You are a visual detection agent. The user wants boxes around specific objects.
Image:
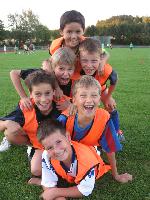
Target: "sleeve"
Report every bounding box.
[0,105,25,127]
[108,70,118,85]
[99,119,122,153]
[41,150,58,188]
[57,114,67,127]
[20,68,39,80]
[77,168,95,196]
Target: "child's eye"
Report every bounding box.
[35,93,41,97]
[59,67,65,71]
[56,140,61,144]
[47,146,53,151]
[92,94,98,97]
[81,59,88,63]
[45,91,51,95]
[68,68,74,72]
[67,30,72,34]
[80,95,86,98]
[92,60,98,63]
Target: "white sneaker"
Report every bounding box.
[27,146,35,161]
[0,137,11,152]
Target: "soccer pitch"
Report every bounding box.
[0,48,149,200]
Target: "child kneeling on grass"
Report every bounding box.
[29,119,110,200]
[0,71,61,176]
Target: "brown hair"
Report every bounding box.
[25,70,56,92]
[60,10,85,30]
[79,38,102,55]
[37,119,66,142]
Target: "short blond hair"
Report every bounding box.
[51,47,76,70]
[72,75,101,96]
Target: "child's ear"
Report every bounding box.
[72,97,76,105]
[59,30,64,36]
[30,92,33,98]
[66,131,71,142]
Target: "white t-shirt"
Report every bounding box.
[41,150,96,196]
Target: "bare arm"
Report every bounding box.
[10,70,32,110]
[40,186,83,200]
[107,152,132,183]
[10,69,27,99]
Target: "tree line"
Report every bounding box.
[0,10,150,46]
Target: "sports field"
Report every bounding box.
[0,48,149,200]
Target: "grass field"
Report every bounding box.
[0,49,150,200]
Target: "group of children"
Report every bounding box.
[0,10,132,199]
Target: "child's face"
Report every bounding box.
[73,86,101,118]
[80,51,101,75]
[42,131,72,162]
[54,64,75,85]
[60,22,84,49]
[31,83,54,115]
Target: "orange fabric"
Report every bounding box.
[63,108,110,146]
[54,95,71,103]
[50,36,86,55]
[50,37,64,55]
[51,141,110,184]
[71,63,112,92]
[22,99,43,149]
[95,63,112,92]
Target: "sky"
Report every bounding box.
[0,0,149,30]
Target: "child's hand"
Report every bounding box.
[68,104,77,116]
[20,97,33,111]
[56,99,71,111]
[54,88,64,101]
[98,62,105,75]
[40,188,57,200]
[28,177,41,186]
[98,54,107,75]
[104,96,116,112]
[114,173,133,183]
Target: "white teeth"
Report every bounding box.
[84,105,94,109]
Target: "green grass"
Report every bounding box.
[0,49,150,200]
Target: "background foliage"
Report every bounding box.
[0,10,150,46]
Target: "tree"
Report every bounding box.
[0,20,5,41]
[7,9,40,41]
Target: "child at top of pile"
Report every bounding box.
[49,10,85,56]
[0,71,61,176]
[72,38,124,140]
[58,75,132,183]
[28,119,110,199]
[50,10,107,77]
[10,47,76,112]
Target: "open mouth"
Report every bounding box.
[39,103,50,110]
[60,78,69,85]
[84,105,94,111]
[70,40,79,46]
[85,69,95,75]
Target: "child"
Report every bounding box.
[0,59,53,152]
[72,38,124,140]
[10,59,52,111]
[58,75,132,183]
[10,47,76,112]
[0,71,61,176]
[49,10,85,55]
[29,119,110,199]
